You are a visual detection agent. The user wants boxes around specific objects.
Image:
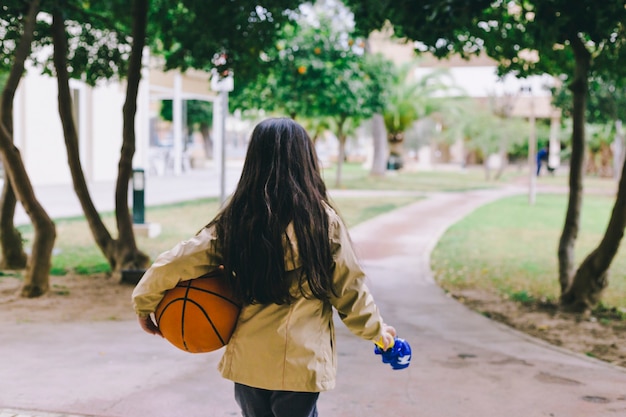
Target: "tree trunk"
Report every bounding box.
[51,11,116,263]
[51,2,150,276]
[613,120,624,181]
[585,148,597,175]
[335,116,347,188]
[560,129,626,313]
[0,127,56,297]
[0,0,56,298]
[113,0,151,272]
[494,137,509,181]
[200,123,212,159]
[387,132,405,169]
[0,0,35,270]
[0,184,26,269]
[370,114,387,176]
[557,35,589,297]
[599,143,612,178]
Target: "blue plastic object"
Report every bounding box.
[374,337,412,370]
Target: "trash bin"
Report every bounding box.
[387,154,403,170]
[132,168,145,224]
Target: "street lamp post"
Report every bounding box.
[211,74,234,205]
[521,85,536,205]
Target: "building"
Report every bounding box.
[12,55,217,186]
[367,28,562,170]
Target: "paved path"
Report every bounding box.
[1,173,626,416]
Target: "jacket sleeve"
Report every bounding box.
[327,210,385,343]
[132,226,223,317]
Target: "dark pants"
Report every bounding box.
[234,383,320,417]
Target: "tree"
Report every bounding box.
[161,100,214,158]
[349,0,626,313]
[382,62,452,168]
[48,0,151,275]
[346,5,395,177]
[0,2,30,271]
[470,2,626,312]
[0,0,56,296]
[5,0,309,295]
[552,76,626,176]
[442,99,527,179]
[360,51,393,176]
[0,0,151,294]
[150,0,304,84]
[231,0,387,187]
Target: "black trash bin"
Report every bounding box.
[387,154,403,170]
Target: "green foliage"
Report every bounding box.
[3,1,305,86]
[230,0,389,124]
[552,76,626,124]
[160,100,213,132]
[346,0,493,59]
[587,124,615,153]
[34,1,134,85]
[360,52,394,113]
[436,98,529,158]
[509,290,535,304]
[0,1,32,72]
[382,63,453,141]
[347,1,626,81]
[552,77,626,145]
[149,0,303,82]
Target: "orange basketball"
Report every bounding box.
[155,271,240,353]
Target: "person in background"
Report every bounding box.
[537,146,549,176]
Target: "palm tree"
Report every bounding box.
[383,62,453,168]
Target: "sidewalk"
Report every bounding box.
[2,175,626,417]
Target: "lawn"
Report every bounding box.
[323,162,512,192]
[431,192,626,308]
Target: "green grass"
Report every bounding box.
[323,162,512,192]
[431,193,626,307]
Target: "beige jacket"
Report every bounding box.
[132,206,386,392]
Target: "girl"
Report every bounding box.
[133,117,396,417]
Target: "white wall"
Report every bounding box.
[414,66,554,98]
[17,71,71,185]
[13,70,150,186]
[90,84,125,182]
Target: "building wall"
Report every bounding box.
[90,84,126,183]
[13,68,150,186]
[16,70,72,185]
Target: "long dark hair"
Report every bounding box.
[211,118,335,305]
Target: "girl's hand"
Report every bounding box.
[378,324,397,350]
[138,315,163,337]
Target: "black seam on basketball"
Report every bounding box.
[183,286,241,308]
[185,299,227,346]
[181,281,192,351]
[156,297,188,323]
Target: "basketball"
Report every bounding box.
[155,271,240,353]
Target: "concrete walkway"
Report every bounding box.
[1,171,626,417]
